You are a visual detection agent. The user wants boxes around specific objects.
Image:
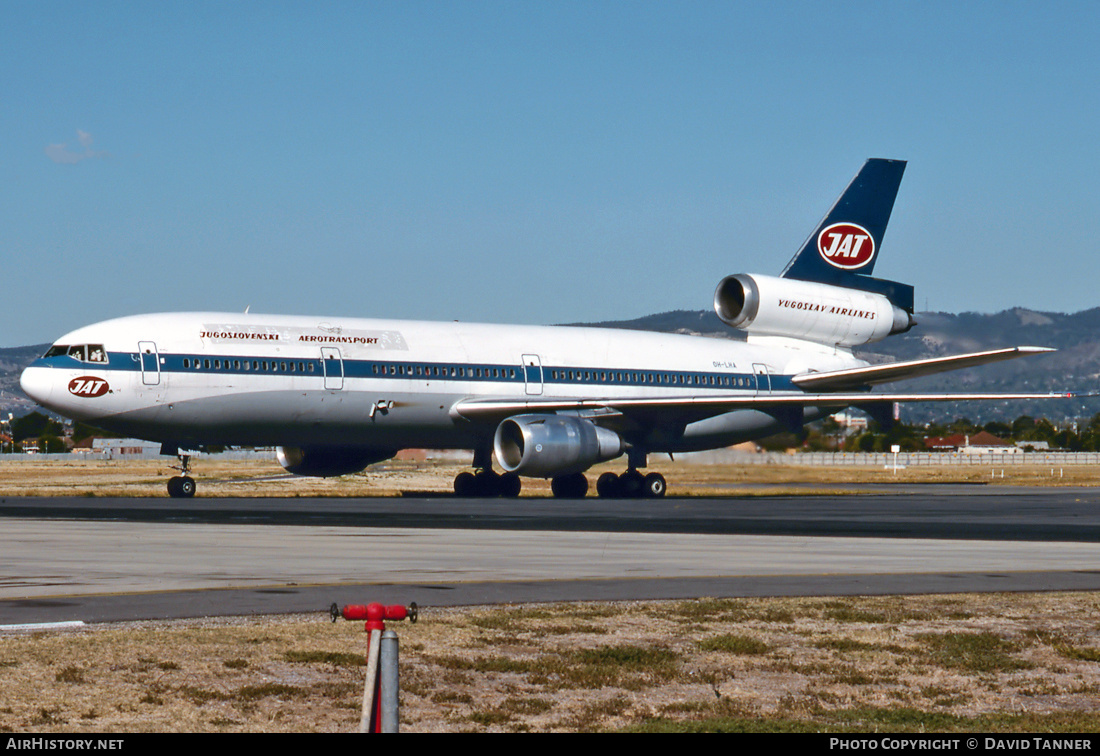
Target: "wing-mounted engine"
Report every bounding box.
[276,446,396,477]
[714,273,914,347]
[494,415,624,478]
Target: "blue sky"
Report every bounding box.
[3,1,1099,346]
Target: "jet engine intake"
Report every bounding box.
[494,415,623,478]
[714,273,912,347]
[276,446,396,477]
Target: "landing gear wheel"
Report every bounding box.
[618,470,645,499]
[167,476,196,498]
[551,473,588,499]
[643,472,666,498]
[454,471,476,497]
[596,472,621,499]
[473,470,501,497]
[499,472,522,498]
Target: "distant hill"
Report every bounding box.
[0,344,47,417]
[4,308,1097,424]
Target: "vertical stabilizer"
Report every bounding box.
[780,158,906,286]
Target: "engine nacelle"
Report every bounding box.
[714,273,913,347]
[276,446,395,477]
[494,415,624,478]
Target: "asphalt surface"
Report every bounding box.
[2,486,1099,625]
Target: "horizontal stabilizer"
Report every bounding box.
[791,347,1055,392]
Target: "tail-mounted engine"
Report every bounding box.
[494,415,624,478]
[714,273,913,347]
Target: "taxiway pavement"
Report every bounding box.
[1,488,1098,625]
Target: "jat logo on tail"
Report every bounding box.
[817,222,875,269]
[68,376,110,398]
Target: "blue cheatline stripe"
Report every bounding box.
[34,351,799,392]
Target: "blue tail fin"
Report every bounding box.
[780,158,913,312]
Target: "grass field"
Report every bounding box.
[1,454,1098,498]
[3,594,1100,733]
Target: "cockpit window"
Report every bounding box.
[46,344,108,364]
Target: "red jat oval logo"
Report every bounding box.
[68,376,110,398]
[817,222,875,269]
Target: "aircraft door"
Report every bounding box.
[321,347,343,390]
[752,363,771,395]
[522,354,543,396]
[138,341,160,386]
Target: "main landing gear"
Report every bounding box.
[452,449,667,500]
[167,453,197,498]
[548,469,666,499]
[595,469,666,499]
[454,447,522,498]
[594,449,666,499]
[454,468,522,498]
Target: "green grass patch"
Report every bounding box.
[284,649,364,667]
[55,665,85,683]
[698,634,771,655]
[621,706,1100,733]
[1053,643,1100,662]
[917,631,1031,674]
[234,683,308,702]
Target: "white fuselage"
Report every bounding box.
[20,311,864,455]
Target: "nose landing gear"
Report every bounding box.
[167,453,197,498]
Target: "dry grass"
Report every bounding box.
[2,593,1100,732]
[0,456,1097,498]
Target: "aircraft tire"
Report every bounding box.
[643,472,666,498]
[551,473,588,499]
[179,476,196,498]
[618,470,645,499]
[596,472,621,499]
[168,476,196,499]
[499,472,522,498]
[474,470,501,497]
[454,472,476,497]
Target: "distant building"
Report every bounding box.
[91,438,162,457]
[1015,440,1051,451]
[923,431,1021,454]
[831,411,868,431]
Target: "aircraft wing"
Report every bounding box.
[451,389,1073,426]
[791,347,1054,391]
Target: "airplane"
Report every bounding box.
[20,159,1067,499]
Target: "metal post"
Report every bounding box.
[380,629,399,732]
[359,628,382,733]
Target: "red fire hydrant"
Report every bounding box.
[330,602,418,733]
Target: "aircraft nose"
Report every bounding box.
[20,365,55,406]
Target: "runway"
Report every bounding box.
[2,487,1099,625]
